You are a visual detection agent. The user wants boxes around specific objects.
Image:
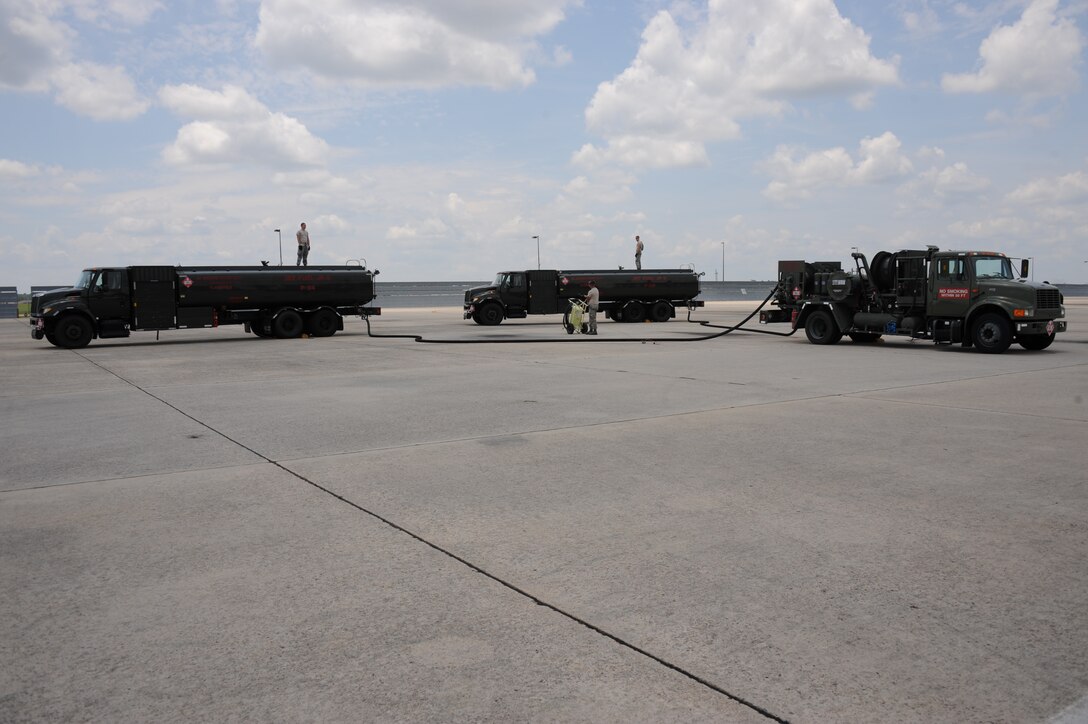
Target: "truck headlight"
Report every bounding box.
[42,306,53,314]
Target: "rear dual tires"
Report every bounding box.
[805,310,842,345]
[272,310,304,339]
[261,308,340,339]
[608,301,673,323]
[306,308,339,337]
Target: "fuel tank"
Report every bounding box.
[555,269,701,302]
[174,266,376,308]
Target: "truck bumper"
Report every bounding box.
[464,304,475,319]
[30,318,44,340]
[1017,320,1066,336]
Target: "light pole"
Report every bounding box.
[532,235,540,270]
[721,242,725,284]
[274,229,282,266]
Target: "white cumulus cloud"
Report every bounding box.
[941,0,1084,97]
[1007,170,1088,204]
[579,0,899,170]
[0,1,150,118]
[255,0,578,89]
[51,61,150,120]
[763,132,912,201]
[0,159,40,179]
[159,84,329,167]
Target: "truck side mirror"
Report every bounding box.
[1020,259,1029,278]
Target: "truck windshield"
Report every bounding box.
[76,270,94,289]
[493,273,506,287]
[973,257,1014,280]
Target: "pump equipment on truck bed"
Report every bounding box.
[759,246,1065,353]
[30,264,381,349]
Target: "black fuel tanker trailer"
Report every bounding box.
[30,264,381,348]
[464,268,704,326]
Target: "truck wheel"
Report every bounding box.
[306,308,339,337]
[273,310,304,338]
[477,302,503,326]
[623,301,646,323]
[972,313,1012,354]
[848,332,881,344]
[1017,332,1054,351]
[54,316,93,349]
[650,301,673,323]
[804,309,842,345]
[45,330,60,347]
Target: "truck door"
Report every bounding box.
[501,272,528,311]
[527,271,559,314]
[87,269,131,321]
[928,256,970,318]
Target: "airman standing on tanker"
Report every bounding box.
[296,222,310,267]
[634,235,644,270]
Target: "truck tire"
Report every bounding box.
[45,330,60,347]
[306,308,339,337]
[273,309,304,338]
[1017,331,1054,351]
[650,301,673,323]
[54,316,93,349]
[622,301,646,323]
[972,313,1012,354]
[477,302,503,326]
[804,309,842,345]
[848,332,881,344]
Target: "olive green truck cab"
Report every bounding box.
[759,247,1066,353]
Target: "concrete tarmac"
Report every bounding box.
[2,301,1086,723]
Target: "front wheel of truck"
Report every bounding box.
[53,316,93,349]
[972,313,1012,354]
[1017,332,1055,350]
[477,302,503,326]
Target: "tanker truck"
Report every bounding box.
[30,264,380,349]
[464,268,704,326]
[759,247,1065,353]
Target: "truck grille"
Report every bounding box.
[1036,289,1061,310]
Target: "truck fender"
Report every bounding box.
[45,306,96,331]
[796,303,849,332]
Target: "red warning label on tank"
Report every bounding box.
[181,276,193,288]
[937,287,968,300]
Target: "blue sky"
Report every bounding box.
[1,0,1086,288]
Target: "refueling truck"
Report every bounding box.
[464,269,704,326]
[30,265,380,349]
[759,247,1065,353]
